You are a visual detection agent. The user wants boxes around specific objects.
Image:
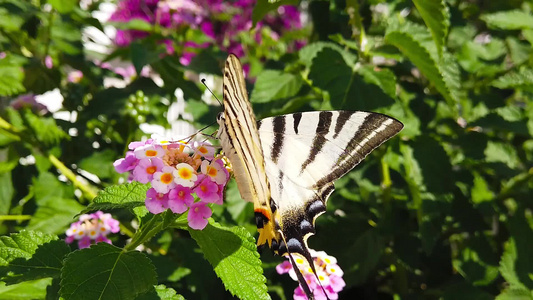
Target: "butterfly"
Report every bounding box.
[216,54,403,299]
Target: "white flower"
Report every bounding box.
[152,166,177,193]
[201,160,226,184]
[173,163,197,187]
[134,144,164,159]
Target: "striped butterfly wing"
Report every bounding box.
[217,54,280,248]
[257,111,403,258]
[217,54,404,299]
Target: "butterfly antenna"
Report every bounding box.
[201,78,223,107]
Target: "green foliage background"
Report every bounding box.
[1,0,533,299]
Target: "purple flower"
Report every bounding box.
[133,158,164,183]
[168,185,194,213]
[193,175,220,203]
[65,211,121,249]
[187,202,212,230]
[145,187,170,214]
[114,151,138,173]
[9,94,48,115]
[44,55,53,69]
[276,249,346,300]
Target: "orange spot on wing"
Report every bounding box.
[254,208,271,221]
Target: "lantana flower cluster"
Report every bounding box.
[65,211,120,249]
[277,250,346,300]
[114,138,229,230]
[109,0,304,65]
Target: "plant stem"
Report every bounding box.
[48,154,98,200]
[0,215,31,221]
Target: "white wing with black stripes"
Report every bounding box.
[257,111,403,257]
[216,54,403,300]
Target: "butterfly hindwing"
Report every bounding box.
[257,111,403,257]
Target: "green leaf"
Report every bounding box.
[25,111,69,147]
[0,171,14,215]
[33,172,65,205]
[151,56,203,98]
[358,66,397,99]
[82,182,150,214]
[131,42,164,76]
[0,8,25,32]
[78,150,117,180]
[344,66,397,111]
[442,282,493,300]
[0,278,52,300]
[135,285,185,300]
[0,230,57,265]
[385,21,461,110]
[452,234,499,286]
[481,10,533,30]
[411,136,453,194]
[502,213,533,290]
[48,0,77,13]
[496,288,533,300]
[492,68,533,91]
[345,228,386,285]
[308,47,354,108]
[250,70,303,103]
[111,19,153,32]
[485,141,520,169]
[0,54,25,96]
[60,243,157,299]
[412,0,450,57]
[471,173,494,204]
[26,198,85,235]
[1,240,70,284]
[500,239,529,290]
[189,220,269,300]
[299,41,357,68]
[252,0,298,26]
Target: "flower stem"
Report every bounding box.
[48,154,98,200]
[0,215,31,221]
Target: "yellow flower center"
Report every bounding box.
[207,166,218,177]
[161,173,173,184]
[146,166,157,174]
[178,168,192,180]
[178,190,184,197]
[145,150,157,157]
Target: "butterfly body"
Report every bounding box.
[217,54,403,299]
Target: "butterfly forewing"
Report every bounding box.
[217,54,280,247]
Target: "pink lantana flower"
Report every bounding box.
[133,158,164,183]
[145,187,170,214]
[114,151,138,173]
[65,211,120,249]
[168,185,194,213]
[193,175,220,203]
[134,144,164,159]
[276,249,345,300]
[115,136,231,230]
[152,166,177,193]
[187,202,212,230]
[193,141,215,159]
[201,159,227,184]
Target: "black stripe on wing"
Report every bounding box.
[314,112,403,188]
[271,116,286,164]
[301,111,333,172]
